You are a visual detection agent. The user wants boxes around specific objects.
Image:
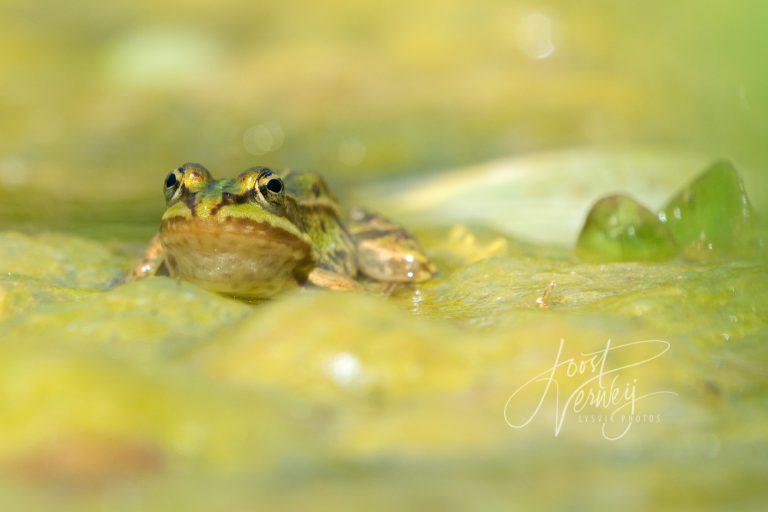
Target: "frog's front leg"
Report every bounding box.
[348,208,436,283]
[128,234,167,281]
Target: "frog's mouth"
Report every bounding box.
[159,216,313,297]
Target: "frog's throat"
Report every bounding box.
[160,216,312,271]
[160,216,310,250]
[159,216,314,297]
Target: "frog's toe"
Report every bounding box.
[306,268,364,292]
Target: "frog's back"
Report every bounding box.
[281,170,358,277]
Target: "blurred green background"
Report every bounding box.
[1,0,766,232]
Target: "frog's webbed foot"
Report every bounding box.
[306,267,364,292]
[348,208,436,283]
[127,234,168,282]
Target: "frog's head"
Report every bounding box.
[159,163,313,298]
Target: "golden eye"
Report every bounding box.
[257,169,284,201]
[184,166,210,191]
[164,166,185,203]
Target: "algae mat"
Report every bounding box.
[0,154,766,511]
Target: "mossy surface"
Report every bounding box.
[0,161,766,509]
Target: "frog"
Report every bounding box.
[129,163,436,298]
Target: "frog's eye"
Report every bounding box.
[257,169,285,205]
[266,178,283,193]
[164,167,185,203]
[165,172,178,188]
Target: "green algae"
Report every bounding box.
[0,162,766,510]
[0,232,124,289]
[0,341,322,478]
[659,160,757,258]
[1,0,767,506]
[575,161,760,263]
[194,291,479,403]
[0,277,251,360]
[576,194,678,262]
[0,274,95,322]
